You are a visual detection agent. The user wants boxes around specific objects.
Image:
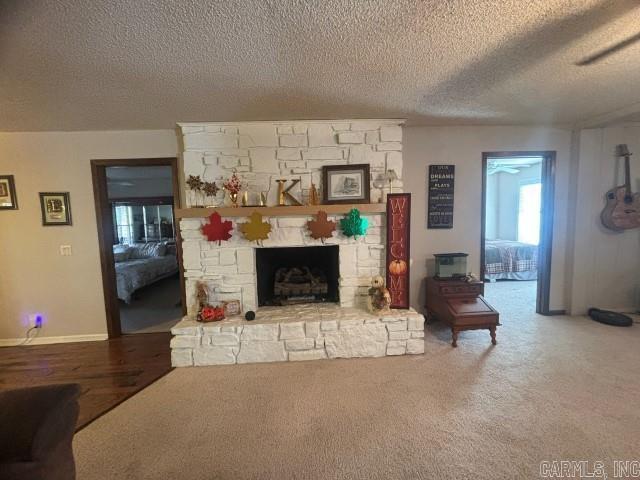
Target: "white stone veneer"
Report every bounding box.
[180,119,404,208]
[178,119,404,313]
[180,214,386,315]
[170,304,425,367]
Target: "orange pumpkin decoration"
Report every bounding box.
[388,259,407,276]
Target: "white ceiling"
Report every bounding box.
[2,0,640,131]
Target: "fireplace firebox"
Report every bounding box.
[256,246,339,306]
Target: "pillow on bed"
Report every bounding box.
[129,242,167,258]
[112,244,132,262]
[152,242,167,257]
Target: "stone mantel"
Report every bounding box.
[176,203,387,218]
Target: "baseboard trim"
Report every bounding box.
[0,334,109,347]
[547,310,566,316]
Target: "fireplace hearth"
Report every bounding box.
[256,246,339,306]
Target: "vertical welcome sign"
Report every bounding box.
[386,193,411,309]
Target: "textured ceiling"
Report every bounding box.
[2,0,640,131]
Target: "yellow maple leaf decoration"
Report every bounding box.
[239,211,271,244]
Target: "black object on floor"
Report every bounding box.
[588,308,633,327]
[245,311,256,321]
[0,383,80,480]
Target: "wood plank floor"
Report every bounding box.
[0,333,172,430]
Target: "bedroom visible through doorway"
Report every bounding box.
[91,158,185,338]
[108,167,180,333]
[481,152,556,315]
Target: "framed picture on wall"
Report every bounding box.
[322,164,370,204]
[427,165,455,229]
[0,175,18,210]
[39,192,72,226]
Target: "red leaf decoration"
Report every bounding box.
[201,212,233,245]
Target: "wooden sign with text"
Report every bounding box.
[427,165,455,229]
[386,193,411,309]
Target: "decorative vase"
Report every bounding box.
[228,191,239,207]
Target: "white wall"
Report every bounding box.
[568,125,640,313]
[403,126,572,312]
[0,130,177,342]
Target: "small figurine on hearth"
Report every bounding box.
[195,281,225,322]
[198,304,225,322]
[367,275,391,313]
[196,281,208,309]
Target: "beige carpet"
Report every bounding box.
[484,279,537,312]
[74,293,640,480]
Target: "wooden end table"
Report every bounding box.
[425,277,499,347]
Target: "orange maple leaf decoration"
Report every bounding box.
[239,211,271,244]
[307,211,336,243]
[201,212,233,245]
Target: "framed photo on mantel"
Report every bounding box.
[322,164,371,204]
[427,165,455,229]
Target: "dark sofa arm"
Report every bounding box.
[32,385,80,460]
[0,384,80,463]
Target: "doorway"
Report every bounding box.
[91,158,186,337]
[480,151,556,315]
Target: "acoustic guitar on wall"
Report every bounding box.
[601,144,640,231]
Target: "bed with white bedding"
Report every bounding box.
[113,242,178,303]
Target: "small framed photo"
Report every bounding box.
[222,300,242,317]
[0,175,18,210]
[39,192,72,226]
[322,164,371,204]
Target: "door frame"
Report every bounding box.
[91,157,185,338]
[480,151,556,315]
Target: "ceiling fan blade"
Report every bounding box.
[488,166,520,175]
[576,31,640,65]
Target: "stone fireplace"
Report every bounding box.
[256,245,339,306]
[170,119,425,367]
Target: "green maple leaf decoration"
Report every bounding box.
[340,208,369,238]
[239,211,272,244]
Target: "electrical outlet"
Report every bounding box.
[59,245,72,256]
[28,314,43,328]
